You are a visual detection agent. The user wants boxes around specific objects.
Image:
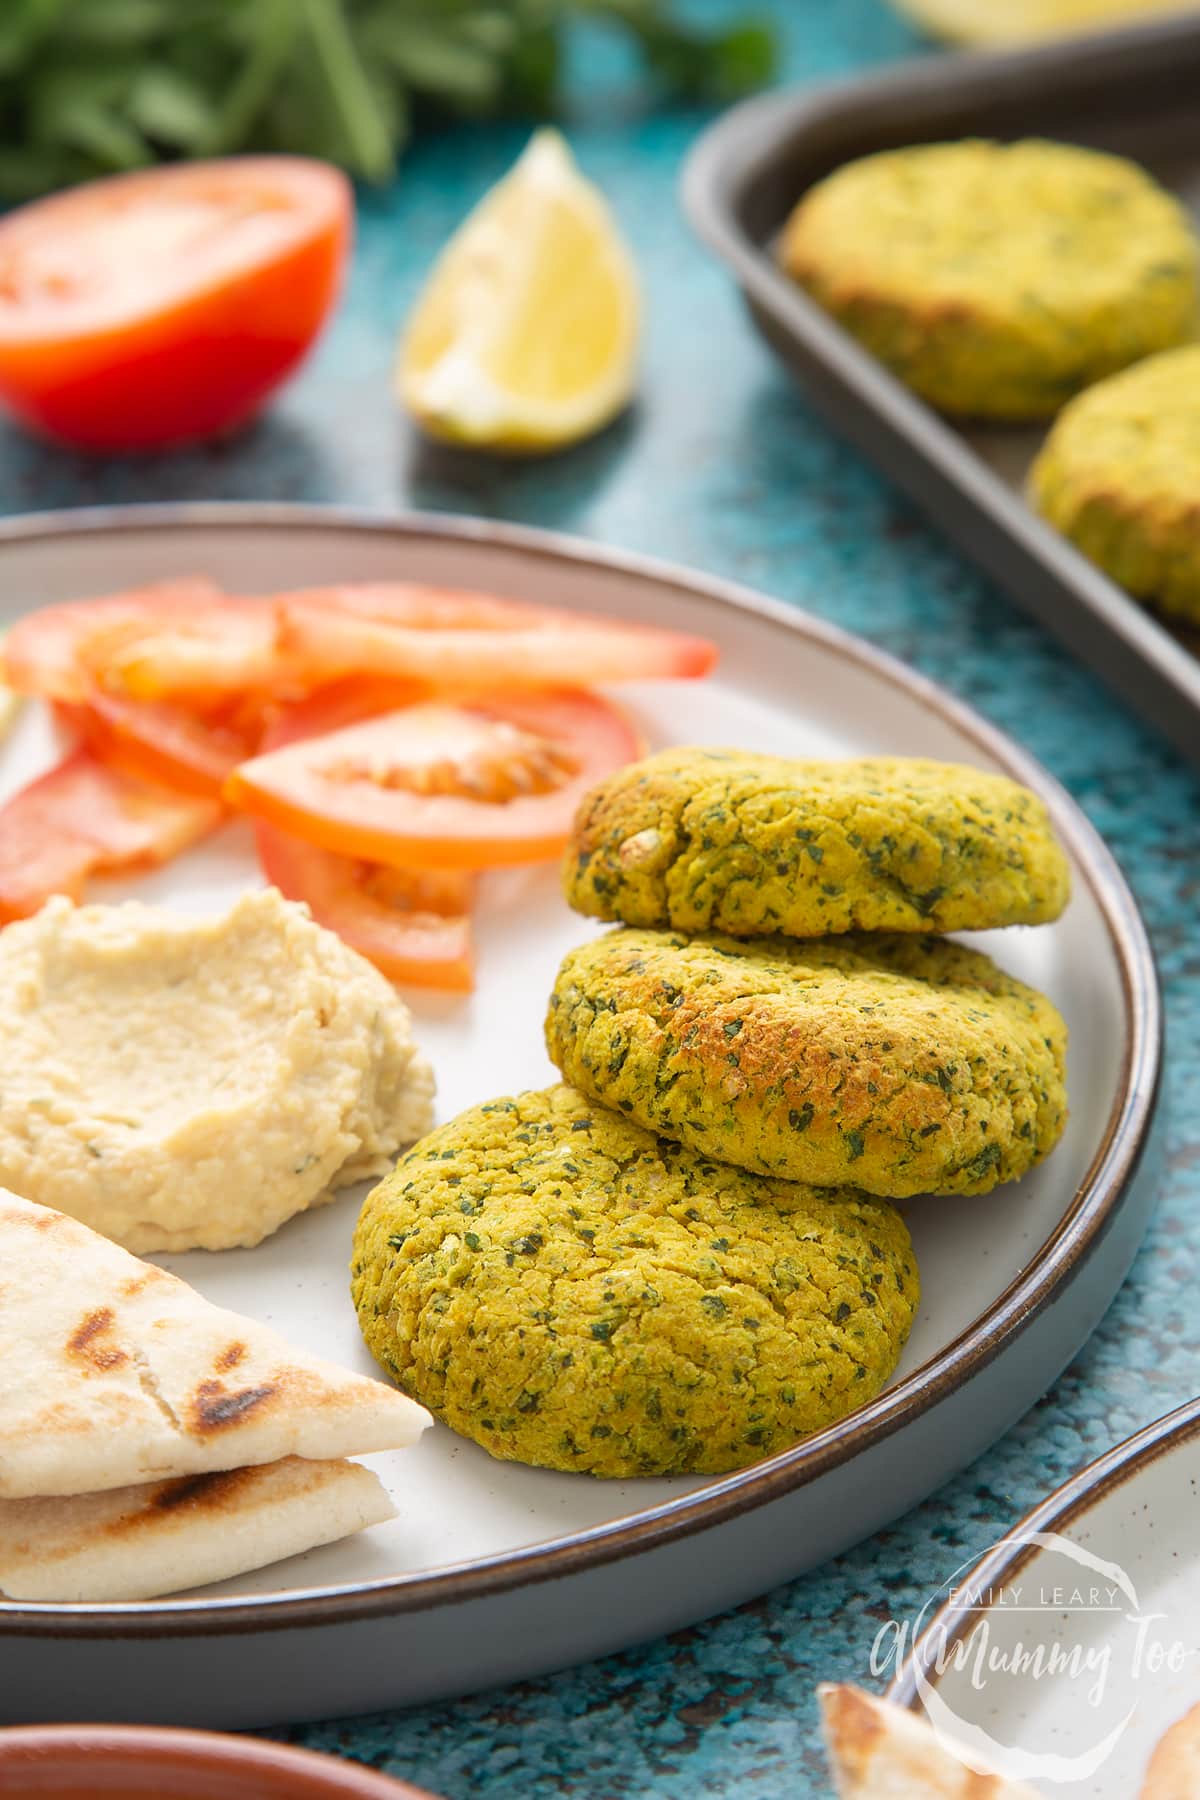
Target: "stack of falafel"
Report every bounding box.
[353,749,1070,1480]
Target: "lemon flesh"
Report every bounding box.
[892,0,1197,41]
[398,130,640,453]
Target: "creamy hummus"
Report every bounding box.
[0,888,434,1252]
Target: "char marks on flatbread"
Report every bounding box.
[0,1456,394,1602]
[819,1684,1043,1798]
[0,1189,430,1498]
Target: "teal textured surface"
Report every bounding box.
[1,1,1196,1792]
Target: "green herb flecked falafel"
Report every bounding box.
[352,1084,918,1478]
[562,749,1070,938]
[546,929,1067,1198]
[1031,345,1200,625]
[780,139,1198,419]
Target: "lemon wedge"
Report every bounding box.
[891,0,1196,43]
[398,130,640,454]
[0,634,22,742]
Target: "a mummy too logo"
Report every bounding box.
[870,1532,1196,1783]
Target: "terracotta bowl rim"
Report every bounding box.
[0,1724,441,1797]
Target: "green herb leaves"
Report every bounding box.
[0,0,775,200]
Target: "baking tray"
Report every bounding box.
[683,14,1200,762]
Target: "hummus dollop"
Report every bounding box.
[0,888,434,1252]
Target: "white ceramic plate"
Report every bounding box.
[0,506,1162,1729]
[889,1396,1200,1796]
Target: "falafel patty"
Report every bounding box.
[779,139,1198,420]
[546,930,1067,1198]
[1030,345,1200,625]
[352,1084,918,1478]
[563,749,1070,938]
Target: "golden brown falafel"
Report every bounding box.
[546,929,1067,1198]
[1031,345,1200,625]
[780,139,1198,419]
[563,749,1070,938]
[352,1084,918,1478]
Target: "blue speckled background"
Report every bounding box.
[3,2,1198,1791]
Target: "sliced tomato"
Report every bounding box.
[0,157,351,451]
[259,675,431,752]
[80,600,290,703]
[56,691,268,798]
[257,824,475,992]
[253,677,474,987]
[4,578,221,701]
[0,748,222,922]
[277,584,718,690]
[226,689,641,870]
[4,580,295,705]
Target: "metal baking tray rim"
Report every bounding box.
[682,15,1200,752]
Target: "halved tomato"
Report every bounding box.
[277,584,718,690]
[57,691,267,798]
[256,824,475,992]
[226,689,641,869]
[0,157,351,451]
[0,748,222,922]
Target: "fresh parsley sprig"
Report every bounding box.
[0,0,776,199]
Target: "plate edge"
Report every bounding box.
[0,501,1163,1641]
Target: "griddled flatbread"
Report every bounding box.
[819,1684,1042,1798]
[1140,1696,1200,1798]
[0,1190,430,1498]
[0,1456,393,1602]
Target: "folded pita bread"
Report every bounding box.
[819,1684,1042,1799]
[1140,1696,1200,1798]
[0,1456,394,1602]
[0,1190,430,1498]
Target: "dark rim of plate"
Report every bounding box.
[887,1392,1200,1713]
[0,503,1162,1640]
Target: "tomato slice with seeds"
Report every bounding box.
[77,598,289,703]
[226,689,641,870]
[258,675,430,751]
[3,578,223,702]
[252,676,474,987]
[0,748,222,922]
[256,824,475,992]
[3,578,294,705]
[277,584,718,690]
[56,691,268,799]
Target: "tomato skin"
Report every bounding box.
[253,679,475,990]
[277,584,719,689]
[4,580,305,709]
[226,690,643,871]
[259,676,430,751]
[3,578,224,702]
[256,824,475,992]
[0,747,222,922]
[0,158,351,451]
[56,692,266,798]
